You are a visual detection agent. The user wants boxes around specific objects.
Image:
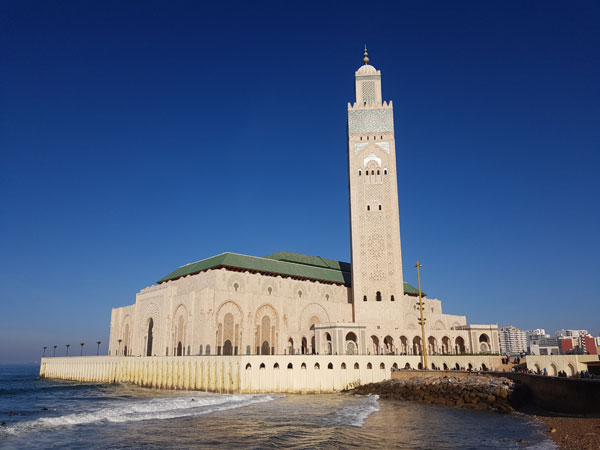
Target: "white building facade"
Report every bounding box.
[108,51,500,366]
[498,325,527,355]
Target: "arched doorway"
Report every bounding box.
[399,336,408,354]
[301,337,308,354]
[346,332,357,355]
[455,336,465,354]
[441,336,451,354]
[261,315,271,355]
[324,333,332,355]
[371,335,380,355]
[479,334,490,353]
[412,336,422,355]
[177,341,182,356]
[288,338,294,355]
[428,336,437,355]
[384,335,394,354]
[223,339,233,356]
[146,318,154,356]
[261,340,270,355]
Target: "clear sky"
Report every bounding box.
[1,1,599,363]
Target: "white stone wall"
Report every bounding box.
[40,354,503,393]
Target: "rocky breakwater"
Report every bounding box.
[353,375,525,413]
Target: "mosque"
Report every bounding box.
[108,50,499,363]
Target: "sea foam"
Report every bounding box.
[2,393,280,435]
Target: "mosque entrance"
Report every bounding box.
[223,340,233,356]
[177,341,182,356]
[146,318,154,356]
[261,341,270,355]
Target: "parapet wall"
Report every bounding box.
[39,355,501,394]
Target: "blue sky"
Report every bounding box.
[1,1,599,363]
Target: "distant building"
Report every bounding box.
[499,326,527,355]
[556,329,589,338]
[526,329,549,353]
[529,336,560,355]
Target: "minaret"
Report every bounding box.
[347,48,404,325]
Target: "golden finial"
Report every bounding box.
[363,45,369,65]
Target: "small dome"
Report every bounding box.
[357,64,377,75]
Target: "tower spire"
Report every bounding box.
[363,45,369,65]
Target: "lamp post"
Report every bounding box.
[117,339,122,356]
[96,341,101,356]
[66,344,70,357]
[43,346,47,357]
[414,260,428,370]
[53,345,57,357]
[80,342,84,356]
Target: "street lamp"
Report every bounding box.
[118,339,122,356]
[96,341,101,356]
[53,345,57,357]
[43,346,47,357]
[414,260,428,370]
[80,342,84,356]
[66,344,70,356]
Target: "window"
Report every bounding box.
[246,345,251,355]
[371,170,374,175]
[367,205,370,211]
[391,295,395,302]
[298,290,303,299]
[199,345,203,355]
[363,295,367,302]
[233,282,239,292]
[206,345,211,355]
[358,169,362,176]
[267,286,272,295]
[376,291,382,302]
[287,363,293,369]
[325,294,330,301]
[377,170,380,175]
[378,205,382,210]
[384,169,388,175]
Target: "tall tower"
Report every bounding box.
[348,48,404,324]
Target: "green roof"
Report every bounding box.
[158,250,422,295]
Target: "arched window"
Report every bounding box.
[287,363,293,369]
[384,169,388,175]
[206,344,211,355]
[314,363,320,369]
[390,295,395,302]
[363,295,367,302]
[354,363,360,369]
[367,205,370,211]
[260,363,266,369]
[246,345,251,355]
[376,291,382,302]
[358,169,362,176]
[301,362,307,369]
[297,290,302,299]
[187,345,190,356]
[380,362,385,369]
[341,363,347,369]
[199,345,203,355]
[328,363,333,369]
[274,363,279,369]
[378,205,382,210]
[367,362,373,369]
[377,170,380,175]
[245,363,252,370]
[371,170,374,175]
[233,282,239,292]
[267,286,273,295]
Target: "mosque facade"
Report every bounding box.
[108,51,499,363]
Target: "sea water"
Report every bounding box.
[0,365,555,449]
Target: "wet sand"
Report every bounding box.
[537,416,600,450]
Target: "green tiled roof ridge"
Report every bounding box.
[157,250,423,295]
[263,251,351,272]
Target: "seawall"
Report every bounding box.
[39,355,501,394]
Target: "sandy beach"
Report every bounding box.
[537,416,600,450]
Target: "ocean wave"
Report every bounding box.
[1,393,281,435]
[327,394,380,427]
